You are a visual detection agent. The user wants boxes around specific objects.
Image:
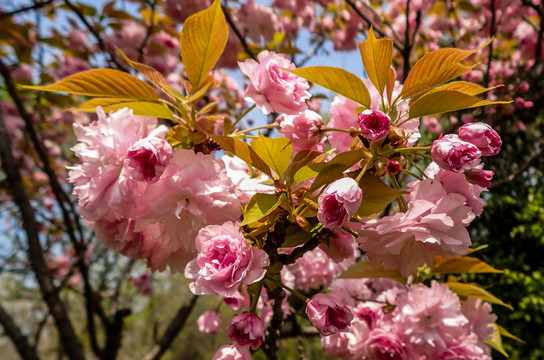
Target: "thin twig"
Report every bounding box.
[490,146,544,190]
[0,300,40,360]
[221,4,257,60]
[138,0,158,63]
[0,0,55,19]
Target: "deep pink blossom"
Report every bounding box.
[307,293,354,336]
[386,160,401,174]
[126,137,172,183]
[432,134,482,173]
[185,221,269,297]
[357,110,391,142]
[464,169,494,188]
[239,51,310,114]
[458,122,502,156]
[226,312,265,350]
[223,290,251,311]
[317,177,362,229]
[197,310,222,334]
[363,328,410,360]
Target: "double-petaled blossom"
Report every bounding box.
[211,345,252,360]
[363,328,411,360]
[197,310,222,335]
[458,122,502,156]
[317,177,363,229]
[185,221,269,297]
[226,312,265,351]
[306,293,354,336]
[279,110,324,152]
[431,134,482,173]
[357,109,392,142]
[239,50,310,115]
[126,136,172,183]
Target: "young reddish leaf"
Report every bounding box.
[75,98,174,120]
[446,282,513,310]
[250,132,292,179]
[285,66,370,108]
[23,69,159,99]
[358,27,393,96]
[180,0,228,90]
[209,134,271,177]
[339,261,403,281]
[432,256,504,274]
[357,174,404,216]
[408,89,510,118]
[401,39,492,99]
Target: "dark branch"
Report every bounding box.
[279,228,333,265]
[0,0,55,19]
[490,146,544,190]
[0,300,40,360]
[222,4,257,61]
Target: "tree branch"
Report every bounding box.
[222,4,257,61]
[0,300,40,360]
[142,295,199,360]
[279,228,333,265]
[0,0,55,19]
[490,146,544,190]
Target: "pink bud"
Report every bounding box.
[197,310,222,335]
[226,312,265,351]
[317,177,363,229]
[431,134,481,173]
[126,137,172,183]
[306,293,353,336]
[465,169,494,188]
[458,122,502,156]
[386,160,401,174]
[357,110,391,142]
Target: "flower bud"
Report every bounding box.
[431,134,481,173]
[458,122,502,156]
[317,177,363,229]
[386,160,401,174]
[306,293,353,336]
[126,137,172,183]
[226,312,265,350]
[465,169,494,188]
[357,109,391,142]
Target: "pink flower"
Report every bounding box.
[126,136,172,183]
[464,169,494,188]
[431,134,481,173]
[319,229,358,263]
[363,329,410,360]
[461,298,497,342]
[317,177,362,229]
[279,110,324,152]
[437,333,491,360]
[357,110,391,142]
[327,95,360,152]
[185,221,270,297]
[226,312,265,350]
[197,310,222,334]
[458,122,502,156]
[223,290,251,311]
[212,345,252,360]
[393,281,470,356]
[358,179,474,276]
[239,51,310,115]
[386,160,401,174]
[306,293,354,336]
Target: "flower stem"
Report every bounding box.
[230,104,256,133]
[265,275,309,303]
[234,123,279,135]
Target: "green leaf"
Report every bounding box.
[22,69,159,99]
[240,193,285,226]
[357,174,404,216]
[339,261,403,280]
[485,324,509,357]
[401,39,492,99]
[250,132,292,179]
[209,134,271,177]
[285,66,370,108]
[283,226,313,248]
[308,149,366,193]
[432,256,504,274]
[358,27,393,95]
[180,0,228,90]
[446,282,513,310]
[408,89,510,118]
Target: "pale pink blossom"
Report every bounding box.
[358,179,474,276]
[357,110,391,142]
[307,293,354,336]
[57,57,91,78]
[185,221,269,297]
[393,281,470,356]
[319,230,358,263]
[223,290,251,311]
[437,333,491,360]
[458,122,502,156]
[226,312,265,350]
[237,0,281,44]
[327,94,360,152]
[278,110,324,152]
[431,134,482,173]
[197,310,222,334]
[462,298,497,342]
[321,321,369,359]
[239,51,310,115]
[318,177,362,229]
[221,155,273,205]
[363,328,411,360]
[211,345,252,360]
